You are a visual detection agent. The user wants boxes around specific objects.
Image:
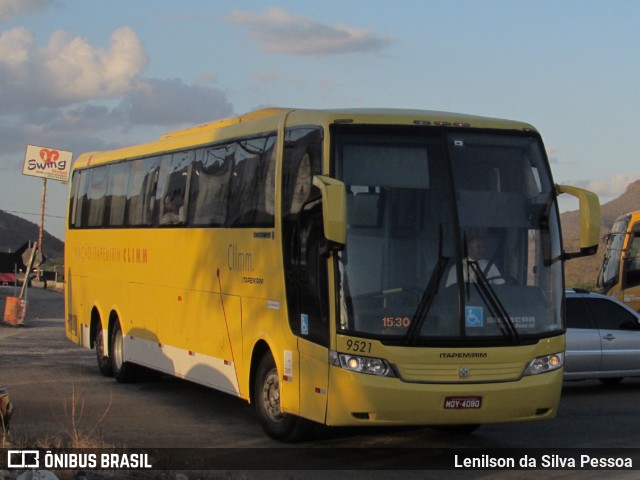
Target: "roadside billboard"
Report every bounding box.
[22,145,72,183]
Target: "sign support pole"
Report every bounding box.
[38,177,47,259]
[37,177,47,282]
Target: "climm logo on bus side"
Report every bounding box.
[227,244,266,285]
[228,244,254,272]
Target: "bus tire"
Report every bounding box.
[110,321,137,383]
[255,352,312,442]
[95,326,113,377]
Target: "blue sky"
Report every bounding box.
[1,0,639,243]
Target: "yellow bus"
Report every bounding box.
[598,211,640,311]
[65,107,600,440]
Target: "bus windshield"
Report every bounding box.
[333,127,563,345]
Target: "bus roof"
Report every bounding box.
[72,107,538,169]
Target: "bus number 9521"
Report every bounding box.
[345,339,372,353]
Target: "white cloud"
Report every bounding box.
[580,173,640,199]
[0,25,234,158]
[227,7,394,55]
[0,26,33,75]
[0,27,148,109]
[0,0,52,22]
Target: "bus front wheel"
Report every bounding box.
[255,353,311,442]
[110,321,137,383]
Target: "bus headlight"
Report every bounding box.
[524,352,564,376]
[331,351,396,377]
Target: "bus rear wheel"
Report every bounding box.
[95,326,113,377]
[110,321,137,383]
[255,352,312,442]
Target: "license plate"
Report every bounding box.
[444,396,482,409]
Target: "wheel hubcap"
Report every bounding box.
[262,368,284,422]
[113,330,123,370]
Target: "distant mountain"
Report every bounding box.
[561,180,640,288]
[0,209,64,264]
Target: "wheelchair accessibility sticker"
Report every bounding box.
[465,306,484,327]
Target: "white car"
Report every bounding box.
[565,289,640,383]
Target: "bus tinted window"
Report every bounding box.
[72,169,92,228]
[105,162,130,227]
[282,128,322,215]
[156,152,191,226]
[189,144,234,227]
[228,136,276,228]
[87,167,108,227]
[126,157,161,227]
[68,170,81,228]
[70,133,277,230]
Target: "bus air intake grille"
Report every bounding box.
[397,362,523,383]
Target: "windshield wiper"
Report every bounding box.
[467,261,520,344]
[404,227,449,345]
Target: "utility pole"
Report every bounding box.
[38,177,47,259]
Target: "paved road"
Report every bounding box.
[0,286,264,449]
[1,285,639,479]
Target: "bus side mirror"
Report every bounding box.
[312,175,346,249]
[556,184,601,260]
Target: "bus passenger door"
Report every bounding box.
[295,216,330,424]
[280,125,329,423]
[280,202,330,423]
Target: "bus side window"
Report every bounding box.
[105,162,131,227]
[624,229,640,288]
[126,159,145,226]
[68,170,83,228]
[86,166,108,228]
[227,135,276,228]
[156,152,192,226]
[189,145,234,227]
[126,157,159,227]
[141,158,162,226]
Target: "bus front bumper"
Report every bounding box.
[325,367,562,426]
